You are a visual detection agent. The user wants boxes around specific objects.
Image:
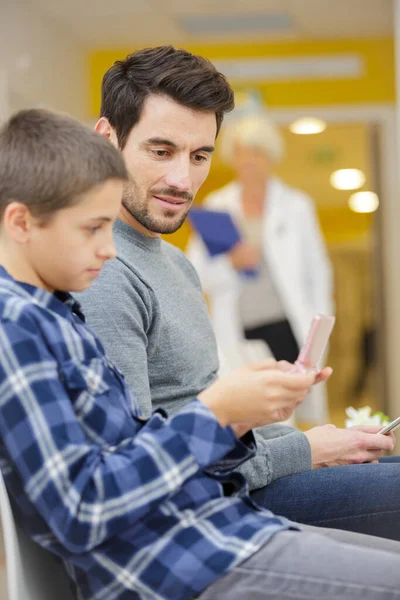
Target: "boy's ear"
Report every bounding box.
[3,202,34,243]
[95,117,119,148]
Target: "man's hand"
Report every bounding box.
[304,424,395,469]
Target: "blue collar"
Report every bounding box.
[0,266,85,322]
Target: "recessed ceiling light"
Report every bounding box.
[289,118,327,135]
[180,13,293,35]
[348,191,379,213]
[330,169,365,190]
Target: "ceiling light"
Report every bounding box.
[289,118,327,135]
[330,169,365,190]
[348,191,379,213]
[180,13,293,35]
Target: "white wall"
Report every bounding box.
[0,0,86,120]
[0,70,8,123]
[0,6,86,593]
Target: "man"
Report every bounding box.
[78,45,400,541]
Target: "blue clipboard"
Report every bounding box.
[189,207,241,256]
[188,207,258,278]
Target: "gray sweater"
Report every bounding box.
[76,219,312,490]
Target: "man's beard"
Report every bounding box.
[122,178,193,235]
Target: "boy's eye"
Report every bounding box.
[152,149,169,157]
[86,225,102,234]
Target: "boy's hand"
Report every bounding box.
[277,360,332,384]
[198,360,315,429]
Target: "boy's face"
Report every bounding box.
[98,94,217,236]
[25,178,123,292]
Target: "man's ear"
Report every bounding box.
[95,117,119,148]
[3,202,34,244]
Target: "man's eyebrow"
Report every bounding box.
[87,217,112,223]
[196,145,215,154]
[143,137,177,148]
[143,138,215,154]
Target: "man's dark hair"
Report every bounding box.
[100,45,235,149]
[0,108,129,222]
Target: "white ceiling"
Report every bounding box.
[26,0,394,47]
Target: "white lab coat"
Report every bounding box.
[187,177,334,423]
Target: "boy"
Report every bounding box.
[0,109,399,600]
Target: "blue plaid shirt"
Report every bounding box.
[0,267,291,600]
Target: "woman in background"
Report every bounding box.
[187,113,334,424]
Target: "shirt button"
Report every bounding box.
[88,378,97,391]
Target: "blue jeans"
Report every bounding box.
[250,456,400,541]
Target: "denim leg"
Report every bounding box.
[198,526,400,600]
[250,457,400,540]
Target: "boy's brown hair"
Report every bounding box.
[0,108,129,222]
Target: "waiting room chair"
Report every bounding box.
[0,469,75,600]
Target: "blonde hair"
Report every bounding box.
[219,113,284,165]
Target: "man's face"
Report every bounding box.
[116,95,217,235]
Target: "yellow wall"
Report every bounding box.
[276,123,374,245]
[89,37,395,116]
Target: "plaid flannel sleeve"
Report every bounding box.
[0,318,239,553]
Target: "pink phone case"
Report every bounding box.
[292,314,335,374]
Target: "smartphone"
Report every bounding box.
[292,314,335,374]
[378,416,400,435]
